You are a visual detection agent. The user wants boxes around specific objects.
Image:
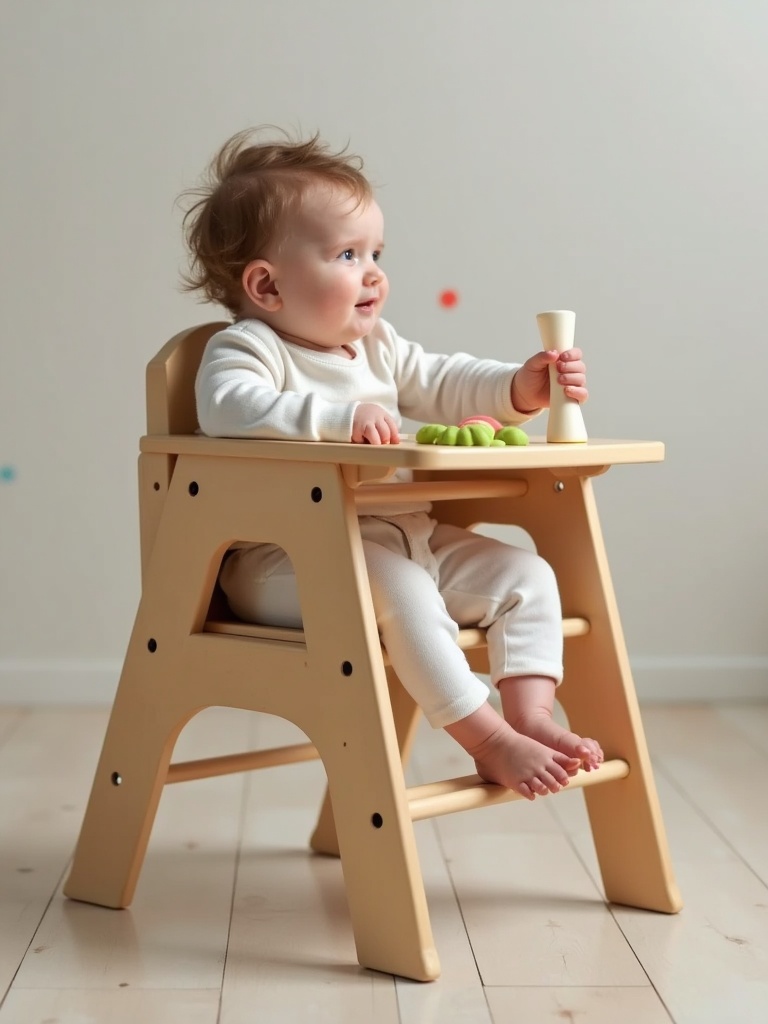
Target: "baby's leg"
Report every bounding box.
[431,525,603,770]
[362,539,576,798]
[498,674,603,771]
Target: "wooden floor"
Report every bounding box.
[1,700,767,1023]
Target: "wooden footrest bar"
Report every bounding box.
[407,758,630,821]
[167,745,629,827]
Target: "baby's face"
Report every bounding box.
[264,185,389,352]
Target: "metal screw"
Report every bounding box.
[554,480,565,492]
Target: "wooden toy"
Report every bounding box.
[536,310,588,443]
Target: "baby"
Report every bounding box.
[182,128,603,800]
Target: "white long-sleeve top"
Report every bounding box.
[196,317,534,440]
[195,317,536,516]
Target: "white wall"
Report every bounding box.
[1,1,766,703]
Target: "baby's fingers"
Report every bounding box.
[563,385,589,403]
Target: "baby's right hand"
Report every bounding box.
[351,403,401,445]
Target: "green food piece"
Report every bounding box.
[468,423,494,445]
[415,421,522,447]
[494,425,529,446]
[415,423,446,444]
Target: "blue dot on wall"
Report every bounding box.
[1,465,17,483]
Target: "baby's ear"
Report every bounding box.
[242,260,282,312]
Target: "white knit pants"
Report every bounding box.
[220,513,563,729]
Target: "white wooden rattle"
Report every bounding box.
[536,310,588,443]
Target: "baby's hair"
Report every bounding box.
[179,126,372,316]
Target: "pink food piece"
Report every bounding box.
[458,415,503,432]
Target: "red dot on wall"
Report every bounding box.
[439,289,459,309]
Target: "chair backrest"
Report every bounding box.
[146,322,229,434]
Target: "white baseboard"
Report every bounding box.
[630,656,768,702]
[0,656,766,706]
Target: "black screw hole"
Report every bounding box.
[188,482,199,496]
[371,813,383,829]
[147,638,157,653]
[341,661,353,676]
[153,482,160,491]
[311,487,323,503]
[111,772,122,786]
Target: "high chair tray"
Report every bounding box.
[140,434,664,471]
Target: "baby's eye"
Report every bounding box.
[372,250,382,262]
[338,249,358,264]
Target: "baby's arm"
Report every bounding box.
[196,326,358,442]
[387,329,525,426]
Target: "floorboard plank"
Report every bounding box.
[716,701,768,757]
[0,709,108,1000]
[0,988,220,1024]
[0,710,25,748]
[642,704,768,884]
[485,986,674,1023]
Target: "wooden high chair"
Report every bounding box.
[64,322,682,982]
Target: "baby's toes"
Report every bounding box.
[579,739,603,768]
[549,762,572,787]
[516,782,536,801]
[541,770,565,794]
[529,776,550,796]
[555,752,582,776]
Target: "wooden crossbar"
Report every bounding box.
[407,758,630,821]
[204,617,590,649]
[353,479,528,507]
[166,742,319,784]
[166,744,628,827]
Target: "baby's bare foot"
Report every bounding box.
[470,723,581,801]
[513,710,603,771]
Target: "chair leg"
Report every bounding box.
[64,641,193,907]
[311,710,439,981]
[310,667,421,857]
[518,472,682,913]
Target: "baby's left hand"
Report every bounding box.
[511,348,588,413]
